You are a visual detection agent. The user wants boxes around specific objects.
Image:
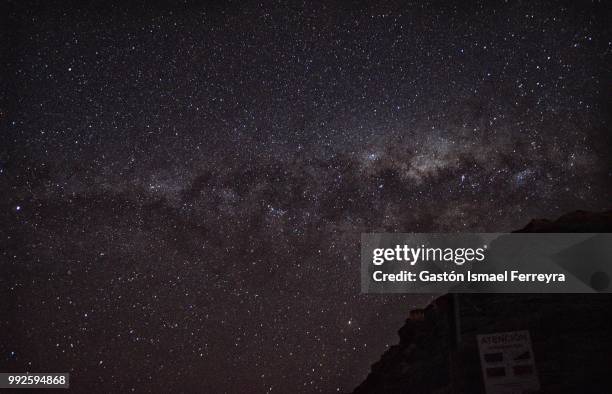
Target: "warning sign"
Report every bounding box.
[476,330,540,394]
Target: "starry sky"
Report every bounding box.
[1,0,611,392]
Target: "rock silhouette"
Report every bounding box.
[353,210,612,394]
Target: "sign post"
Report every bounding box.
[476,330,540,394]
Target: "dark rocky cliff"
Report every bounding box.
[515,210,612,233]
[353,210,612,394]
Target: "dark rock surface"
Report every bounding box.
[353,210,612,394]
[515,209,612,233]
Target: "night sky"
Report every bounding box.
[1,1,611,392]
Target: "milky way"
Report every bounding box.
[1,1,611,392]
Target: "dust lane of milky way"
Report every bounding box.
[1,1,611,392]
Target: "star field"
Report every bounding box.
[1,1,611,392]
